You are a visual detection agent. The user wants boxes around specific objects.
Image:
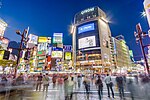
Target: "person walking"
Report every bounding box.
[95,75,103,100]
[116,74,125,99]
[1,76,8,86]
[83,75,90,100]
[68,77,75,100]
[127,79,135,100]
[36,73,43,91]
[104,74,114,98]
[16,73,24,85]
[64,75,69,100]
[42,73,50,96]
[77,74,82,89]
[52,74,57,89]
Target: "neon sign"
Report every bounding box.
[81,7,95,15]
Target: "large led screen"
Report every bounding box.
[78,23,94,34]
[51,51,62,58]
[78,36,96,49]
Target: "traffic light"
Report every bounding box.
[3,51,10,60]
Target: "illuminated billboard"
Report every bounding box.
[53,33,63,43]
[0,50,4,60]
[48,47,52,55]
[78,23,94,34]
[0,19,7,37]
[37,51,46,56]
[65,52,72,60]
[38,37,48,43]
[28,34,38,44]
[47,37,51,44]
[51,51,62,58]
[78,36,96,49]
[38,43,48,51]
[63,45,72,52]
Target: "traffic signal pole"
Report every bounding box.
[138,31,150,74]
[135,23,150,74]
[14,30,25,78]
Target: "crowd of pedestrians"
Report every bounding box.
[0,72,150,100]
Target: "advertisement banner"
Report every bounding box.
[47,37,51,44]
[0,50,4,60]
[38,43,48,51]
[0,20,7,37]
[47,56,51,70]
[78,36,96,49]
[53,33,63,43]
[38,37,48,43]
[28,34,38,44]
[51,51,62,58]
[37,51,46,56]
[78,23,95,34]
[63,45,72,52]
[48,47,52,55]
[65,52,72,60]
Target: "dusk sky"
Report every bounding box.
[0,0,149,60]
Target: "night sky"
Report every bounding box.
[0,0,149,60]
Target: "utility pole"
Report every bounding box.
[14,28,29,78]
[134,23,150,74]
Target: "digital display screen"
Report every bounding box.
[53,33,63,43]
[78,23,94,34]
[51,51,63,58]
[78,36,96,49]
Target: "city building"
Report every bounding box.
[143,0,150,27]
[111,35,132,73]
[72,7,112,73]
[0,37,9,50]
[36,36,51,72]
[0,19,7,37]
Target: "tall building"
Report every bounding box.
[72,7,112,73]
[111,35,132,73]
[0,37,9,50]
[36,36,51,72]
[0,19,7,37]
[143,0,150,27]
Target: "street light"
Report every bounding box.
[14,28,29,78]
[134,23,150,74]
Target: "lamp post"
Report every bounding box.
[14,28,29,78]
[134,23,150,74]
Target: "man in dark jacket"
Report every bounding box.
[95,75,103,100]
[36,73,43,91]
[116,74,124,99]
